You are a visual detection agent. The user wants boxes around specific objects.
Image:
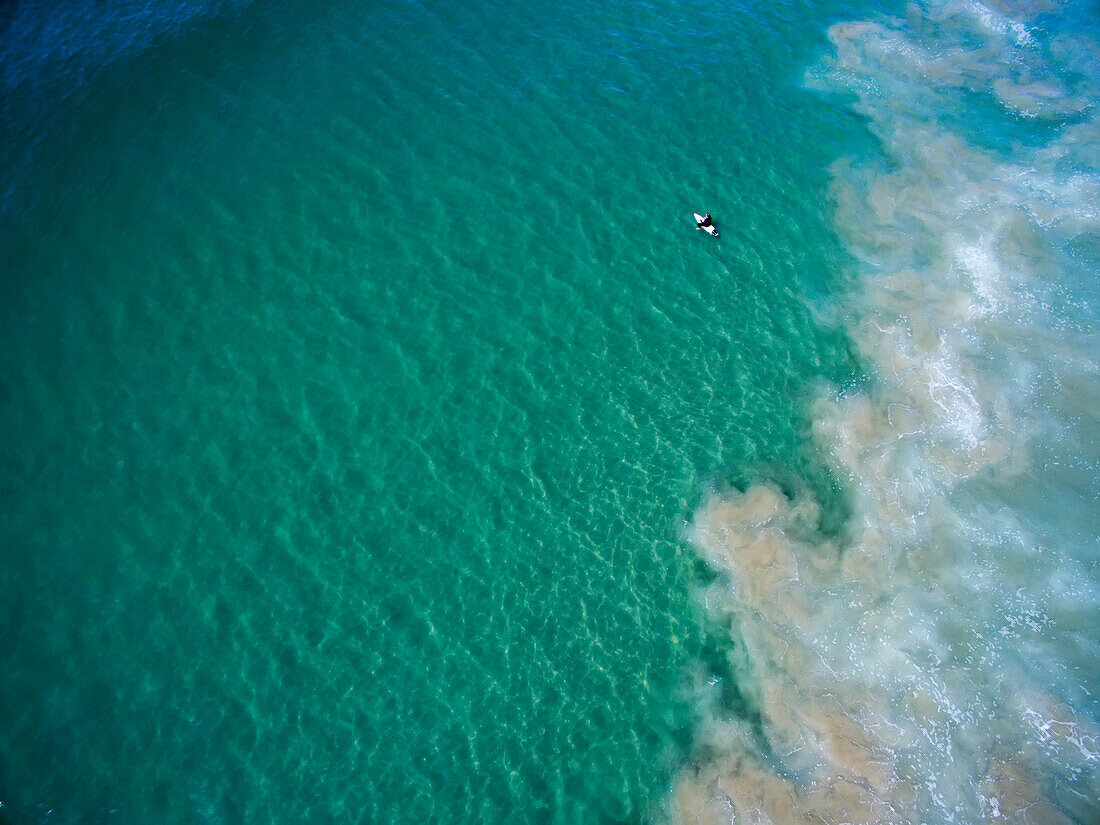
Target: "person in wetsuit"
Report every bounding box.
[697,213,713,228]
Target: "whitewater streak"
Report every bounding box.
[671,2,1099,823]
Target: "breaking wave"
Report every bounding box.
[670,2,1100,823]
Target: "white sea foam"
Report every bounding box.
[670,2,1099,823]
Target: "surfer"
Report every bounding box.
[697,213,713,229]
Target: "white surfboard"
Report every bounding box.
[694,212,718,236]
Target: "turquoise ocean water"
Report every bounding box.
[1,1,1097,823]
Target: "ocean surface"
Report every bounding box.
[1,0,1097,823]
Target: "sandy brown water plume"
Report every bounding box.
[669,2,1100,823]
